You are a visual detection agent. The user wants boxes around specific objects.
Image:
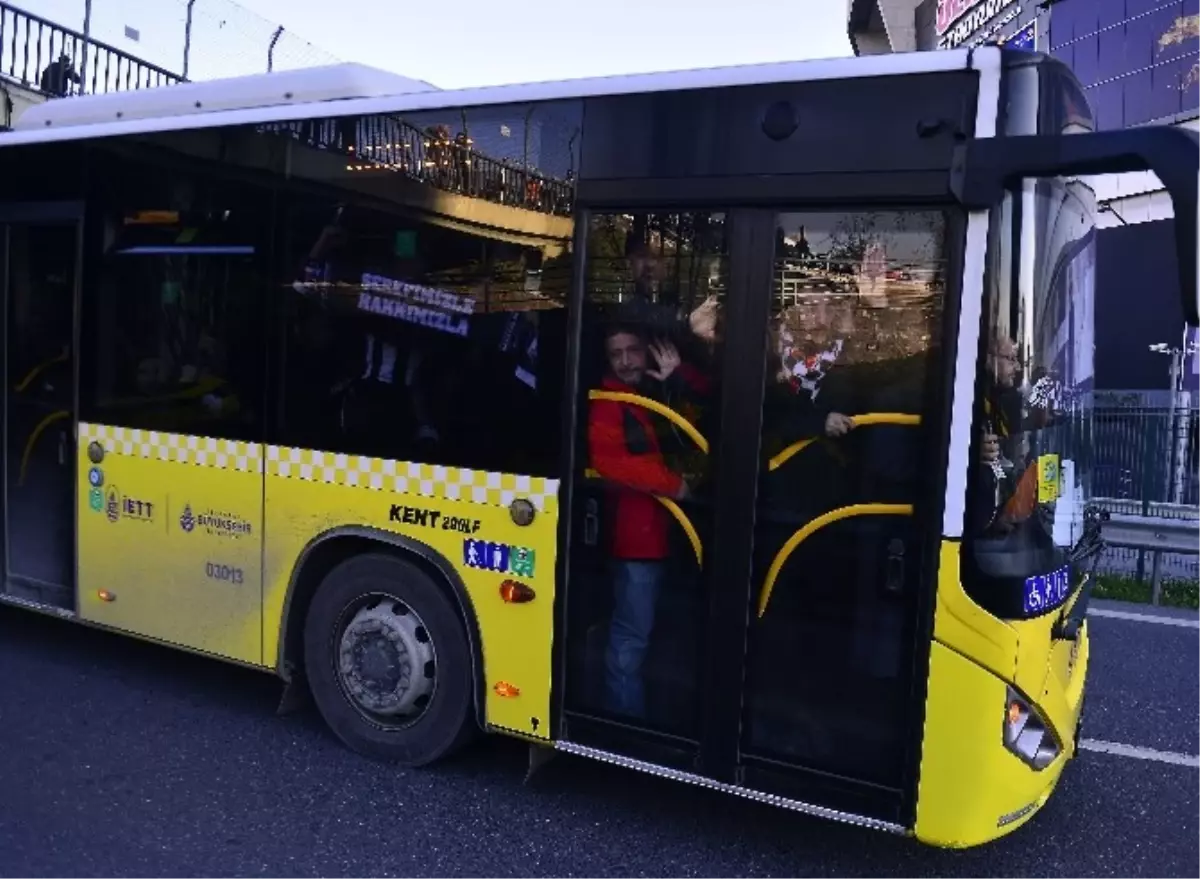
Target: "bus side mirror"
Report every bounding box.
[950,126,1199,326]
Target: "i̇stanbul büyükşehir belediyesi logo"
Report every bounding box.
[179,503,252,538]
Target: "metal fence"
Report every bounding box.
[0,2,178,96]
[10,0,337,85]
[1093,404,1199,506]
[1090,401,1199,604]
[0,2,575,217]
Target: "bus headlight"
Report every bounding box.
[1003,686,1060,770]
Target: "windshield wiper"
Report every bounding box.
[1068,503,1109,565]
[1055,504,1109,641]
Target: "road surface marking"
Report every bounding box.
[1080,739,1199,768]
[1089,608,1199,629]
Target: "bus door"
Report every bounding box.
[0,203,83,609]
[737,207,952,824]
[559,207,735,767]
[559,202,952,826]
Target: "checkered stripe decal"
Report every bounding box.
[79,423,263,473]
[78,423,560,512]
[264,447,559,513]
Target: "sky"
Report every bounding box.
[25,0,854,89]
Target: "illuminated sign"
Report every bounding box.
[936,0,985,36]
[937,0,1019,50]
[1004,19,1036,51]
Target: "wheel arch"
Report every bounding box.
[276,525,486,731]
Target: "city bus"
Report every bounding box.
[0,46,1194,849]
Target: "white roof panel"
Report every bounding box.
[1,47,989,147]
[14,63,438,132]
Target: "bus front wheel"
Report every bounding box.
[303,551,475,766]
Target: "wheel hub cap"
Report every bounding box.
[337,600,435,717]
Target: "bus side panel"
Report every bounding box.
[931,542,1019,682]
[914,641,1070,847]
[260,447,559,739]
[1039,615,1089,753]
[76,423,265,666]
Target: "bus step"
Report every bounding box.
[524,742,557,783]
[3,577,72,610]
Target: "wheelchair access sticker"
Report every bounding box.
[463,539,536,577]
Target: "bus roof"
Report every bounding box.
[13,63,439,133]
[3,47,995,148]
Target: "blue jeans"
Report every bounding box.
[604,560,665,718]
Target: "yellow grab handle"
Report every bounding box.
[582,468,703,567]
[587,390,709,454]
[19,409,69,488]
[756,503,913,617]
[14,348,68,394]
[766,413,922,472]
[655,495,703,567]
[850,413,922,427]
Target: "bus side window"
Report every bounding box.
[270,100,582,479]
[78,142,268,443]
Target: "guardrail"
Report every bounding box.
[1103,514,1198,555]
[1101,512,1198,604]
[1096,497,1198,521]
[0,2,180,97]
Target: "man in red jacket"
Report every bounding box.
[587,322,709,718]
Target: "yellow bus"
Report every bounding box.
[0,47,1194,848]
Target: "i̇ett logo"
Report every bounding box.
[104,486,155,523]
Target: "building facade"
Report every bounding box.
[849,0,1039,54]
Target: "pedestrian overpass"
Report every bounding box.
[0,2,575,256]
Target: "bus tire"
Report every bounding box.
[303,551,475,766]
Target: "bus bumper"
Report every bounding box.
[913,627,1090,848]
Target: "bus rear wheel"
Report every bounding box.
[303,551,475,765]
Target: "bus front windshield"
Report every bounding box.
[964,176,1099,619]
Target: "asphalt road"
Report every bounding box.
[0,599,1195,878]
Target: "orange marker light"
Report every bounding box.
[494,681,520,698]
[499,580,536,603]
[97,590,116,602]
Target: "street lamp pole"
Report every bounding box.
[1150,333,1199,504]
[79,0,92,94]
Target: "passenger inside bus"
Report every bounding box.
[745,232,946,781]
[977,334,1023,532]
[568,211,727,729]
[587,320,710,719]
[974,332,1065,537]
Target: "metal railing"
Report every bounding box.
[0,2,576,216]
[1092,404,1198,507]
[1089,401,1199,605]
[0,2,180,97]
[260,116,575,217]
